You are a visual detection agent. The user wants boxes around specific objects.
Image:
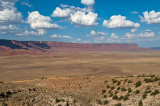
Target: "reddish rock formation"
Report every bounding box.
[0,39,154,56]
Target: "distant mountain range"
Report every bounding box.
[0,39,157,56]
[150,47,160,49]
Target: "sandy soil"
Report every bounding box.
[0,51,160,81]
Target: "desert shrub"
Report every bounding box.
[135,90,140,94]
[56,98,61,103]
[102,89,106,94]
[128,88,132,93]
[103,100,109,105]
[153,77,159,81]
[150,92,155,96]
[121,87,127,91]
[145,90,151,93]
[126,93,130,97]
[115,91,118,94]
[79,86,82,89]
[86,76,89,79]
[118,96,124,100]
[96,99,102,105]
[104,95,107,98]
[117,81,121,86]
[73,99,77,104]
[106,85,110,89]
[151,89,159,96]
[142,74,147,77]
[123,94,130,101]
[111,86,115,90]
[115,103,121,106]
[159,81,160,85]
[128,80,133,84]
[144,78,153,83]
[109,90,112,94]
[41,77,47,80]
[109,93,113,97]
[0,81,3,83]
[155,89,159,94]
[1,102,7,106]
[147,86,150,90]
[150,74,155,78]
[112,79,118,84]
[124,79,128,82]
[123,96,128,101]
[135,81,142,88]
[33,88,36,91]
[137,75,141,77]
[142,93,147,99]
[104,80,108,83]
[112,95,118,100]
[138,100,143,106]
[6,91,12,97]
[117,87,121,90]
[28,88,32,91]
[0,92,5,98]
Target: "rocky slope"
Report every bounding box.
[0,74,160,106]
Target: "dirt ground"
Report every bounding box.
[0,51,160,105]
[0,51,160,81]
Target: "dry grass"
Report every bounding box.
[0,51,160,81]
[1,74,160,106]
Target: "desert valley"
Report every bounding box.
[0,39,160,106]
[1,0,160,105]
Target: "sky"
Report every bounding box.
[0,0,160,47]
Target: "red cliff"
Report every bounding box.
[0,39,154,55]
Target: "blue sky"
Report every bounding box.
[0,0,160,47]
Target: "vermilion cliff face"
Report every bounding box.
[0,39,153,55]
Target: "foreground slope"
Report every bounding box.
[0,74,160,106]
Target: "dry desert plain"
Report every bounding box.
[0,51,160,106]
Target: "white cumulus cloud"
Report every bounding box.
[49,34,72,39]
[140,10,160,24]
[37,29,47,35]
[125,33,136,39]
[16,30,38,36]
[87,30,107,36]
[103,15,140,29]
[0,25,18,30]
[0,1,22,24]
[51,7,74,18]
[111,33,118,39]
[76,38,82,41]
[145,29,152,32]
[139,32,155,37]
[27,11,61,29]
[131,29,138,33]
[81,0,95,6]
[125,32,155,38]
[94,36,105,43]
[70,11,98,27]
[21,2,32,7]
[131,11,139,14]
[0,0,18,2]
